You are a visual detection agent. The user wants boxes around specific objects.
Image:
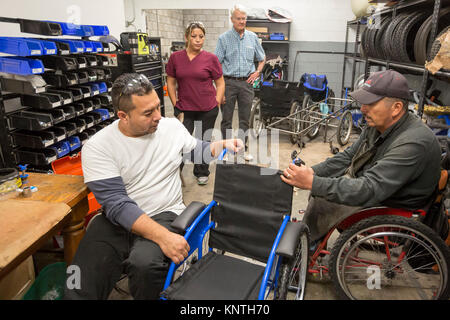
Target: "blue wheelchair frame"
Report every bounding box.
[161,149,292,300]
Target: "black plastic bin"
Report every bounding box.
[11,129,56,148]
[9,110,53,130]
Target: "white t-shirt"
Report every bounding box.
[81,117,198,217]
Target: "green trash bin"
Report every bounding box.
[23,262,66,300]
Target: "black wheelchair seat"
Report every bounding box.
[161,251,264,300]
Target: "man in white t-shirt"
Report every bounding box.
[64,73,243,300]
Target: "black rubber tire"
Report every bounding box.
[415,7,450,65]
[360,27,369,58]
[393,11,430,63]
[329,215,450,300]
[304,104,321,140]
[275,225,310,300]
[375,16,393,60]
[382,12,410,61]
[289,100,302,144]
[337,110,353,146]
[249,98,263,138]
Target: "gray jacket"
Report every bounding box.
[311,111,441,210]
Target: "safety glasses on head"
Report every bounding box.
[118,73,151,99]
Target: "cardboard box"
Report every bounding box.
[246,27,269,33]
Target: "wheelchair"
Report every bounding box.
[299,151,450,300]
[160,153,310,300]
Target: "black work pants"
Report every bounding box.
[174,106,218,177]
[64,212,177,300]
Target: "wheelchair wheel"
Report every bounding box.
[276,227,310,300]
[289,100,303,144]
[303,105,321,140]
[249,98,264,138]
[337,109,353,146]
[329,215,450,300]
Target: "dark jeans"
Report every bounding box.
[221,78,254,147]
[64,212,177,300]
[174,106,218,177]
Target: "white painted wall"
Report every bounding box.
[0,0,126,39]
[124,0,356,42]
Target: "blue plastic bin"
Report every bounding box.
[89,25,110,36]
[88,83,100,95]
[0,37,43,56]
[93,108,110,121]
[48,21,94,37]
[270,33,285,40]
[0,56,44,75]
[96,82,107,94]
[50,140,70,158]
[90,41,103,53]
[67,136,81,151]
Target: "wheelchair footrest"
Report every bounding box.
[160,251,265,300]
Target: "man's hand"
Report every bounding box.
[281,163,315,190]
[210,138,244,157]
[247,71,260,84]
[155,229,190,265]
[131,214,190,265]
[223,138,244,153]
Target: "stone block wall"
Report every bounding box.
[144,9,229,59]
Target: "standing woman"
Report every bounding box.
[166,21,225,185]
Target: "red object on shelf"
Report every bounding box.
[52,153,101,218]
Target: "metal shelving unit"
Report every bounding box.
[246,19,291,80]
[0,18,117,170]
[341,0,449,116]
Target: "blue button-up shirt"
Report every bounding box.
[215,28,265,78]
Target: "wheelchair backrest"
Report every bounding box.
[209,163,293,262]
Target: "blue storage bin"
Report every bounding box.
[88,83,100,95]
[93,108,110,121]
[50,140,70,158]
[0,56,44,75]
[0,37,43,56]
[269,33,285,40]
[90,41,103,53]
[89,25,109,36]
[7,38,58,55]
[67,136,81,151]
[82,41,94,53]
[32,38,58,55]
[47,21,94,37]
[96,82,107,94]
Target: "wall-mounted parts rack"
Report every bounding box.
[0,17,117,170]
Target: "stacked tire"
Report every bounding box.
[360,7,450,65]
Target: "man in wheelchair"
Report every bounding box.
[64,73,243,300]
[281,69,442,242]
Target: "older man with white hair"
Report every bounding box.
[215,4,266,161]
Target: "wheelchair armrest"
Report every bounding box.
[275,221,309,258]
[170,201,206,233]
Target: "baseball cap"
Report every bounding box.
[349,70,410,104]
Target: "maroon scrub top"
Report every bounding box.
[166,50,223,112]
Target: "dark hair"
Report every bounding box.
[111,73,154,113]
[185,22,206,47]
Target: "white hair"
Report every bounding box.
[231,4,247,17]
